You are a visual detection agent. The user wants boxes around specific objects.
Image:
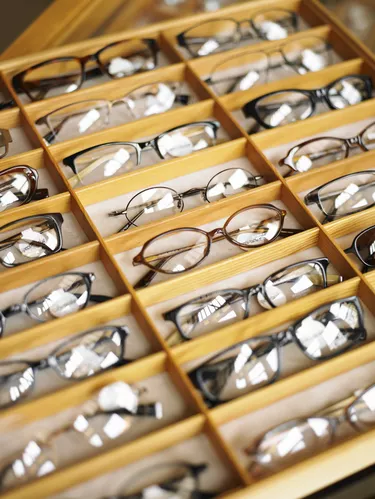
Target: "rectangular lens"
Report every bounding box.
[65,143,138,188]
[157,123,217,158]
[317,172,375,220]
[177,290,246,339]
[98,40,156,78]
[255,91,313,128]
[42,100,110,144]
[183,20,238,57]
[22,59,82,101]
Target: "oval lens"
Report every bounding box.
[291,138,347,172]
[210,52,268,96]
[25,273,90,322]
[317,172,375,219]
[51,327,125,380]
[294,299,362,359]
[255,418,332,472]
[23,59,82,101]
[328,76,369,109]
[123,82,184,119]
[0,361,35,408]
[0,215,61,266]
[142,229,209,275]
[262,261,326,308]
[354,226,375,267]
[252,9,297,41]
[98,40,156,78]
[65,143,138,188]
[205,168,257,202]
[255,91,313,128]
[196,337,278,402]
[362,122,375,151]
[347,385,375,430]
[177,290,247,339]
[0,169,32,212]
[157,123,217,158]
[126,187,182,228]
[283,37,330,75]
[224,205,282,247]
[43,100,110,144]
[183,20,238,57]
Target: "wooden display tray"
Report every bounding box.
[0,0,375,498]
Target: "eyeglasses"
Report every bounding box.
[205,36,332,96]
[188,297,365,406]
[304,171,375,223]
[0,166,49,213]
[0,381,163,489]
[242,75,372,132]
[12,39,159,102]
[0,213,65,267]
[108,168,263,232]
[132,204,302,289]
[163,257,341,343]
[105,462,216,499]
[63,120,220,188]
[0,271,112,337]
[0,129,12,159]
[0,325,129,409]
[280,121,375,173]
[344,225,375,273]
[177,9,299,58]
[36,81,192,144]
[246,378,375,474]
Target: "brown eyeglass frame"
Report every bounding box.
[11,38,159,102]
[132,203,302,289]
[0,165,49,207]
[0,129,12,159]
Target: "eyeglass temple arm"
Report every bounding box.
[89,294,113,303]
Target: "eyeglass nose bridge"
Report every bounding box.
[313,88,327,101]
[346,135,365,149]
[207,227,225,238]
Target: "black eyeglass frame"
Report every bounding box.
[242,74,373,130]
[188,296,366,405]
[304,170,375,223]
[12,38,159,102]
[163,257,332,342]
[62,120,221,176]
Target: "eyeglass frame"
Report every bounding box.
[188,296,366,405]
[164,257,338,342]
[0,271,112,337]
[304,170,375,223]
[177,9,299,58]
[0,326,130,409]
[205,35,332,94]
[35,80,192,145]
[280,120,375,172]
[246,378,375,468]
[12,38,159,102]
[242,75,373,130]
[62,120,221,180]
[132,203,303,289]
[109,167,264,232]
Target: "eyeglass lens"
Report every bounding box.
[0,169,33,212]
[0,215,61,266]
